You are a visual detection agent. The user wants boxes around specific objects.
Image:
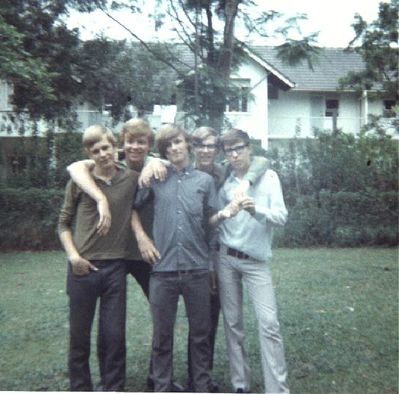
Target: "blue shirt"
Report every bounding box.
[134,164,218,272]
[218,169,288,261]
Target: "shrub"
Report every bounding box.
[0,188,64,250]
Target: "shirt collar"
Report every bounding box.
[170,163,194,176]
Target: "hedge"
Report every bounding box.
[275,190,398,247]
[1,187,397,251]
[0,188,64,250]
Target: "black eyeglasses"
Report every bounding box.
[223,144,248,156]
[193,143,218,151]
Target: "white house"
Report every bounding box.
[0,45,396,151]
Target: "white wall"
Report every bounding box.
[227,60,269,148]
[268,90,363,138]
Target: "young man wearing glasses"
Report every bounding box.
[140,126,268,392]
[216,128,289,394]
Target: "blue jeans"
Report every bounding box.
[67,259,126,391]
[149,270,212,392]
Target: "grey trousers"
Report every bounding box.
[67,260,126,392]
[149,270,212,392]
[216,246,289,393]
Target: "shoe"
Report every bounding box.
[146,376,154,390]
[210,381,219,392]
[236,389,250,393]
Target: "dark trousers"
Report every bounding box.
[150,270,212,392]
[67,260,127,392]
[188,290,220,384]
[125,259,151,299]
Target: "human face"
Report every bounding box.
[193,135,218,170]
[165,133,190,169]
[223,141,251,176]
[123,134,151,170]
[87,135,116,171]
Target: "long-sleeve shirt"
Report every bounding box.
[134,164,218,272]
[58,167,138,260]
[218,168,288,261]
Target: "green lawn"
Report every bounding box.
[0,248,397,393]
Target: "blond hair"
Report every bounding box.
[82,125,117,150]
[120,118,154,147]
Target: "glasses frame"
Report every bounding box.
[223,143,249,156]
[192,142,219,151]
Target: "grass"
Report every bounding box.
[0,248,397,393]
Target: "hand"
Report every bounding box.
[220,198,242,219]
[137,234,161,265]
[209,271,218,296]
[139,159,167,188]
[239,196,256,216]
[70,255,98,276]
[233,179,250,199]
[96,198,111,236]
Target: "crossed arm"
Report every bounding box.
[67,160,111,235]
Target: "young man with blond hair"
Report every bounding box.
[58,125,138,391]
[66,118,184,391]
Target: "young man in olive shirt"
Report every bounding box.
[58,125,138,391]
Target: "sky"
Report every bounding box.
[67,0,385,48]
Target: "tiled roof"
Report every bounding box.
[249,46,365,91]
[146,42,365,92]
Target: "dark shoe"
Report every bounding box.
[210,381,219,392]
[236,389,250,393]
[146,376,154,391]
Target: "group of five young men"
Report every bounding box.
[58,119,289,393]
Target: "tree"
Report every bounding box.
[81,0,319,130]
[77,38,176,120]
[340,0,398,100]
[0,0,85,123]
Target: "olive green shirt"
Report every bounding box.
[58,167,138,260]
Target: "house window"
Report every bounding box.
[325,99,339,117]
[226,80,250,112]
[383,100,397,117]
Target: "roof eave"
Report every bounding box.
[241,46,296,89]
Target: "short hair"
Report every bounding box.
[82,125,117,150]
[120,118,154,147]
[156,123,190,159]
[192,126,219,148]
[220,128,250,149]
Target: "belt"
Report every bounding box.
[152,269,206,277]
[227,247,250,260]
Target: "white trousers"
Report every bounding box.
[216,245,289,394]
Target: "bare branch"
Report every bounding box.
[98,5,184,76]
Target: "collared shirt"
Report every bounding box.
[218,168,288,261]
[134,164,218,272]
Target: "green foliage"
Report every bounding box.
[78,39,176,121]
[340,0,398,98]
[0,0,84,122]
[2,130,85,189]
[270,130,398,247]
[0,188,64,250]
